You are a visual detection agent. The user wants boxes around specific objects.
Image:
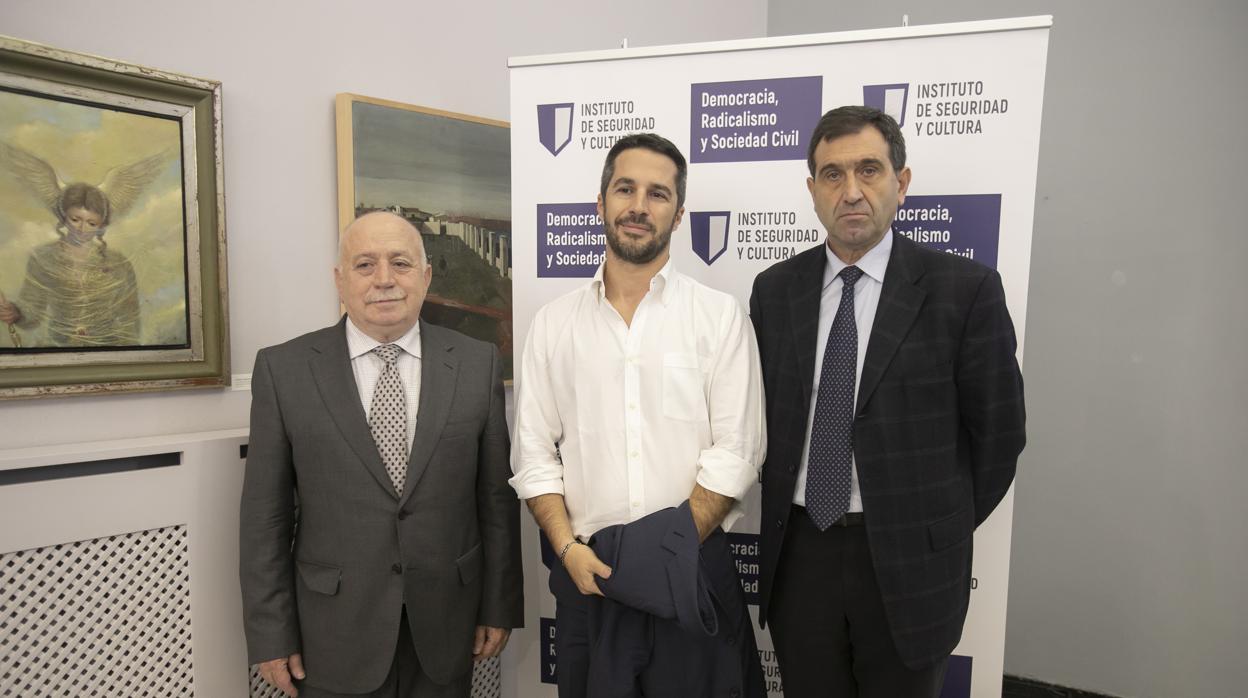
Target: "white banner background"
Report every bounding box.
[505,17,1050,698]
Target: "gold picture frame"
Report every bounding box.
[0,35,228,399]
[334,93,512,380]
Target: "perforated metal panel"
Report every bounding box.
[0,525,194,697]
[247,666,282,698]
[247,655,501,697]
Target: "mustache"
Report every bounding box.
[614,213,655,232]
[365,290,407,304]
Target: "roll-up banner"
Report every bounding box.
[506,16,1050,698]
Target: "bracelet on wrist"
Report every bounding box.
[557,539,583,563]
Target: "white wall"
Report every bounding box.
[11,2,1246,696]
[0,0,767,448]
[765,2,1248,697]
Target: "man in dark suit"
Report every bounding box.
[750,106,1026,697]
[240,212,523,698]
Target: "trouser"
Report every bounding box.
[768,506,949,698]
[297,608,471,698]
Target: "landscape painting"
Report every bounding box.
[335,94,512,379]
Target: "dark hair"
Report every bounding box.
[57,183,111,226]
[599,133,688,209]
[806,106,906,177]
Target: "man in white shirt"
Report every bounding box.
[240,212,523,698]
[510,134,766,697]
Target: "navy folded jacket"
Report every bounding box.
[590,500,719,636]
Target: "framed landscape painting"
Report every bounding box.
[0,35,228,399]
[335,93,512,379]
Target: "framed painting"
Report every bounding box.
[335,93,512,380]
[0,36,228,399]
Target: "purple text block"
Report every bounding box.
[895,194,1002,269]
[537,202,604,278]
[726,532,760,605]
[691,76,823,163]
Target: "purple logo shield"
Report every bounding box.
[690,211,731,266]
[537,102,575,156]
[863,83,910,126]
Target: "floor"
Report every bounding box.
[1003,675,1122,698]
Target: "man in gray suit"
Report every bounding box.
[240,212,523,697]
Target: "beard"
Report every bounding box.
[604,212,674,265]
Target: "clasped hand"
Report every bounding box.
[562,541,612,596]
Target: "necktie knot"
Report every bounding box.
[373,343,401,366]
[839,265,863,288]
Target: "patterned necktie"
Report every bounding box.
[805,265,863,530]
[369,344,408,495]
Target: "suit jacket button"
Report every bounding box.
[787,464,796,473]
[776,519,784,529]
[398,510,408,520]
[391,563,403,574]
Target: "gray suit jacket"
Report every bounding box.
[239,318,523,692]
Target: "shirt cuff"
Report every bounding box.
[694,448,758,502]
[507,473,565,501]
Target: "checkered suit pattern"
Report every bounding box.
[748,234,1026,669]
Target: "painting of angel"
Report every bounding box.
[0,89,186,351]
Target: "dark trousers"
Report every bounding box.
[551,530,764,698]
[297,608,471,698]
[769,506,948,698]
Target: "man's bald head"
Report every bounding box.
[338,212,428,269]
[334,211,433,342]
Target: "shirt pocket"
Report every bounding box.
[662,352,706,422]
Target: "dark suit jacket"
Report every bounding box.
[749,234,1025,669]
[239,318,523,692]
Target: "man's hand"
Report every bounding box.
[258,653,305,697]
[473,626,512,661]
[563,542,612,596]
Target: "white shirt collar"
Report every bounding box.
[591,255,677,306]
[823,230,893,290]
[345,317,423,360]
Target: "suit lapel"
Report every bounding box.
[857,234,926,413]
[399,321,458,507]
[787,245,829,412]
[309,318,397,497]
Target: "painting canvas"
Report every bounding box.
[0,90,189,351]
[336,94,512,379]
[0,35,228,399]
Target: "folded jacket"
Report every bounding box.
[590,500,718,636]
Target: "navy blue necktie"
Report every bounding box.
[806,265,863,530]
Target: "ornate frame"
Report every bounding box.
[0,36,228,399]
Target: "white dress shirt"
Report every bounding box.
[510,260,766,539]
[345,318,422,451]
[793,231,893,513]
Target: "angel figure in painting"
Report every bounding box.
[0,143,167,348]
